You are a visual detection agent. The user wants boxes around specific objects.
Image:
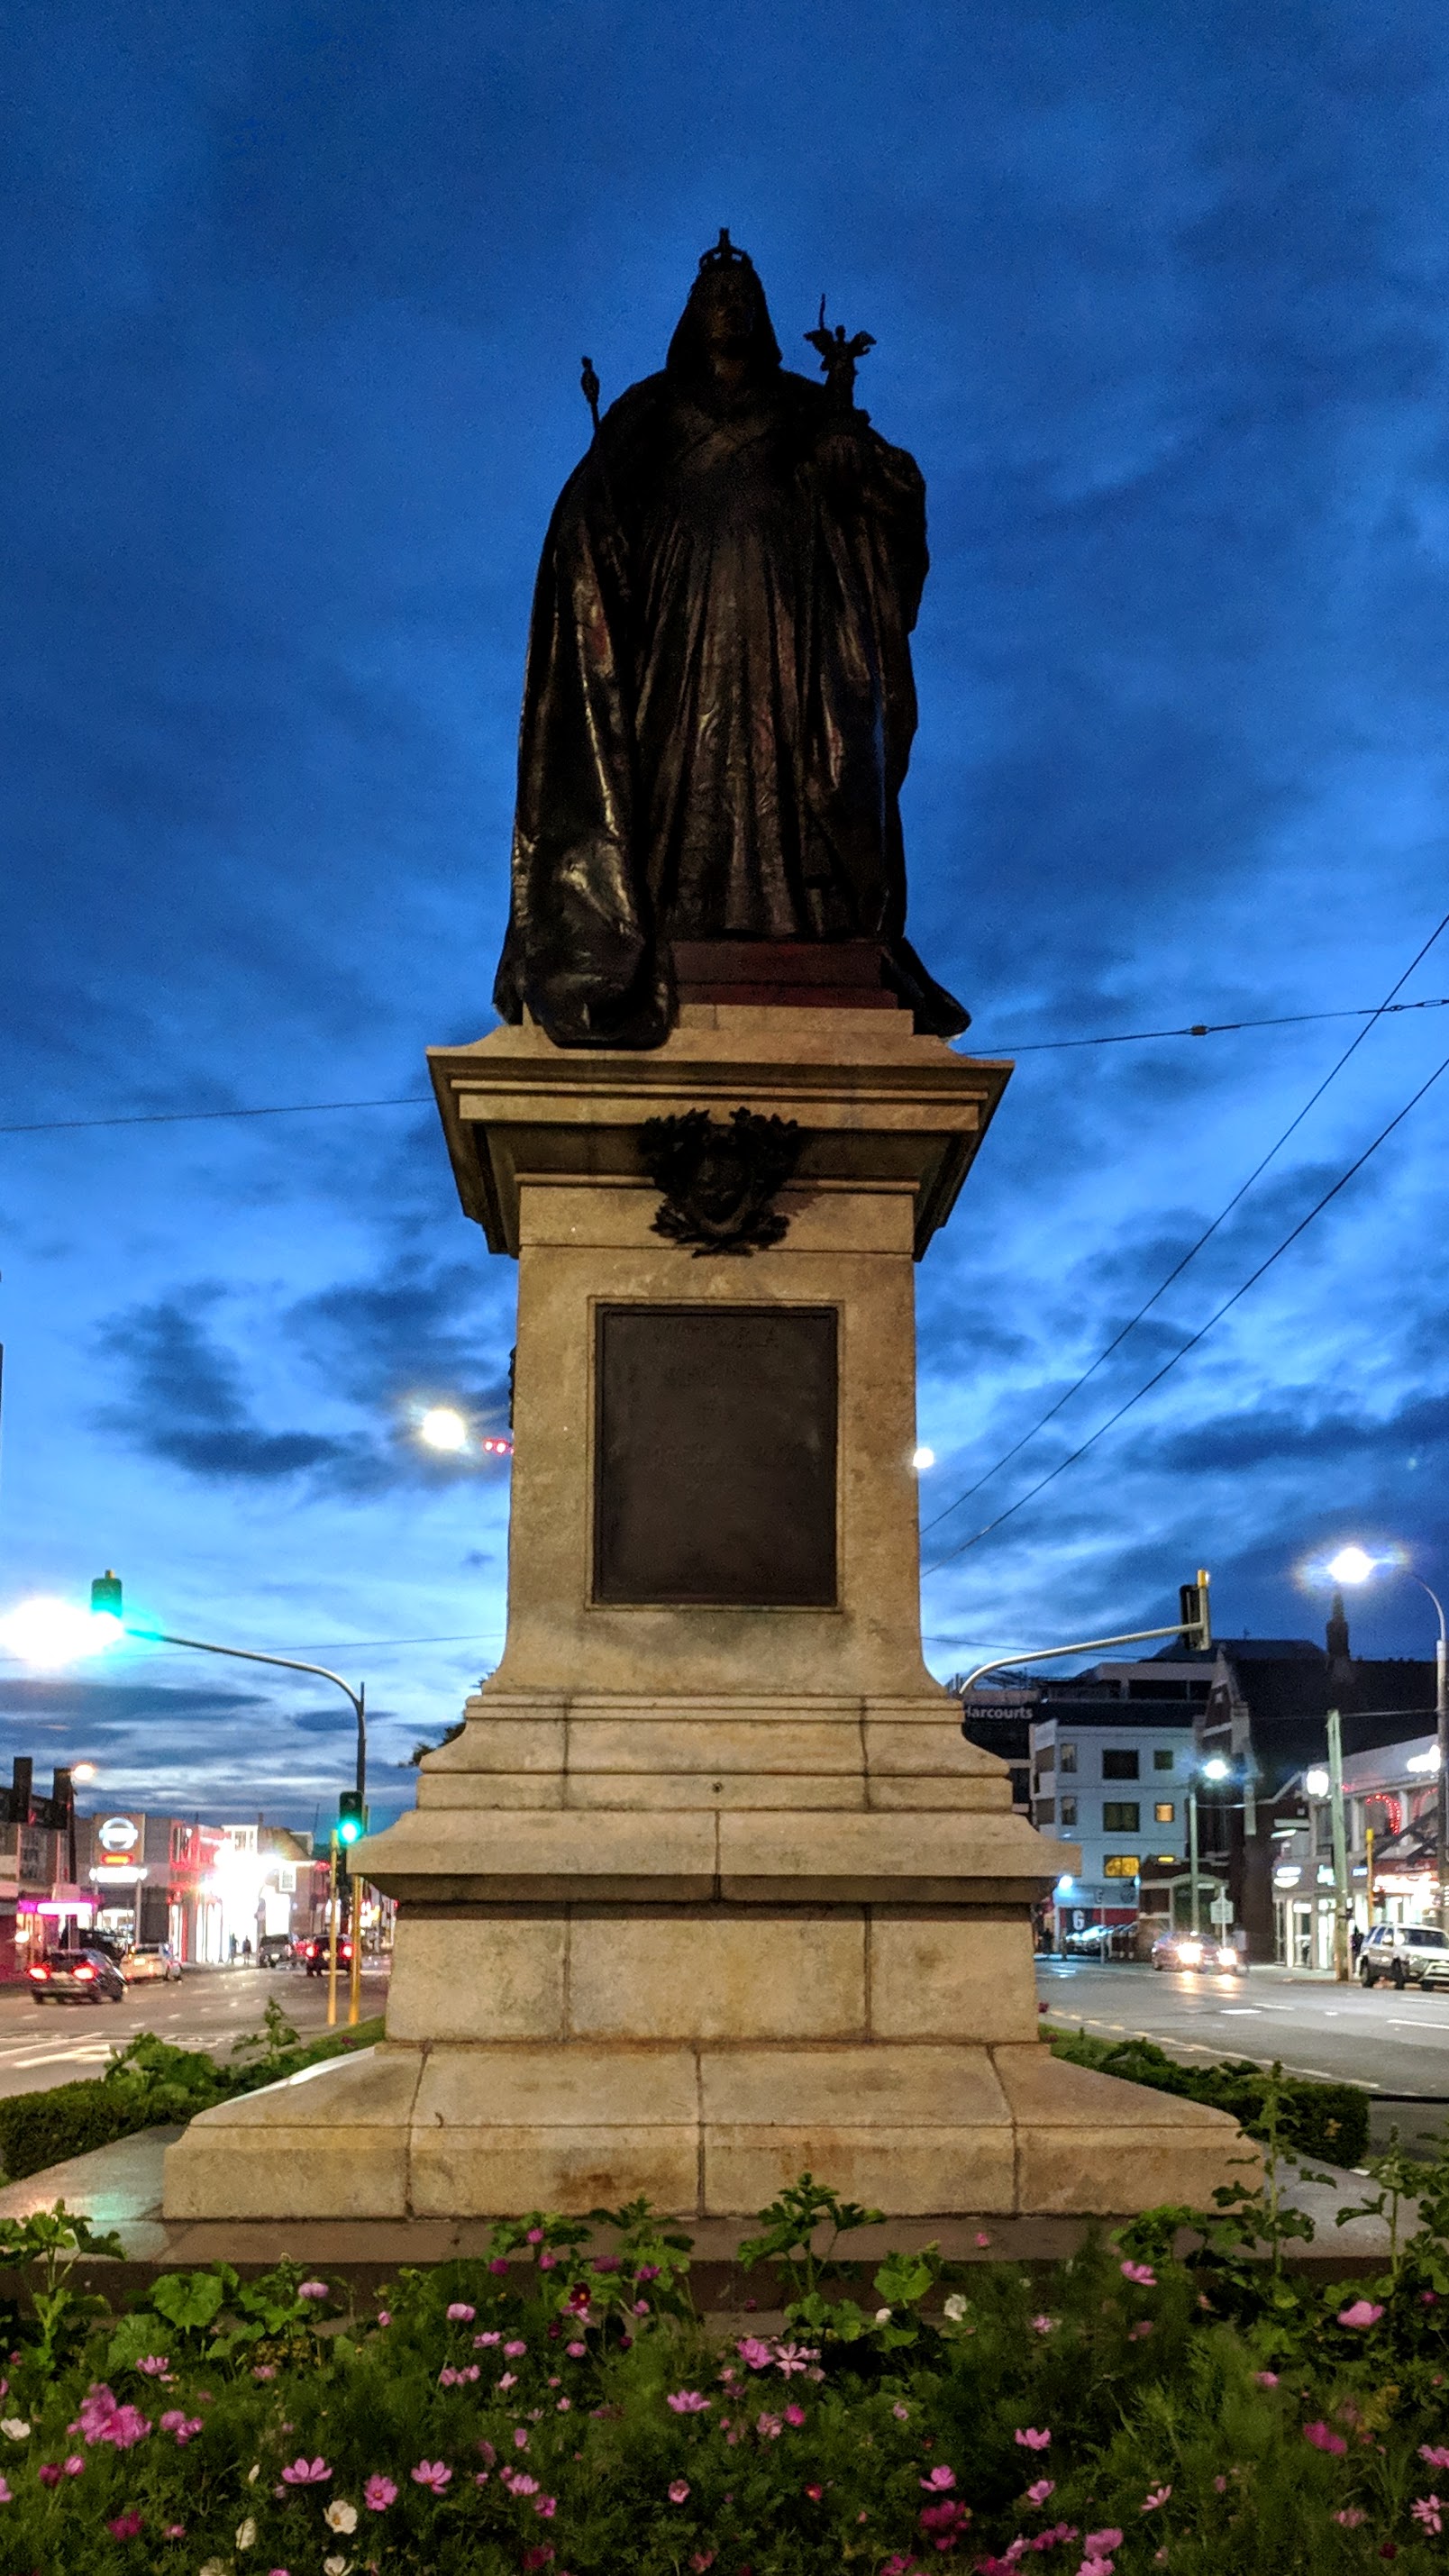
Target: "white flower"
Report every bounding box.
[0,2421,28,2441]
[323,2558,352,2576]
[247,2460,260,2482]
[874,2307,891,2324]
[235,2515,257,2549]
[200,2562,228,2576]
[943,2293,970,2324]
[325,2499,360,2535]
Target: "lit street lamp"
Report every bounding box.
[1186,1754,1231,1937]
[1325,1545,1448,1932]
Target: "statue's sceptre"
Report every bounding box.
[805,296,876,413]
[580,355,601,436]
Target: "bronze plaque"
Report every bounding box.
[593,1305,838,1606]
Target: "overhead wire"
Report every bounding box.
[3,997,1449,1134]
[921,907,1449,1542]
[924,1032,1449,1568]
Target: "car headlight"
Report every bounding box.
[1217,1945,1239,1969]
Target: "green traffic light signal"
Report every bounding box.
[90,1570,123,1619]
[337,1791,365,1845]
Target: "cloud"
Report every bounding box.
[96,1293,356,1483]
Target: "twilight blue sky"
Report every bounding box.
[2,0,1448,1826]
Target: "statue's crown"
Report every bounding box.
[697,226,752,273]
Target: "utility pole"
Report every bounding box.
[1188,1784,1201,1936]
[1327,1706,1351,1982]
[325,1832,340,2029]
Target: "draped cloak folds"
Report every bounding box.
[492,360,969,1047]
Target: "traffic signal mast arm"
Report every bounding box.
[954,1570,1211,1700]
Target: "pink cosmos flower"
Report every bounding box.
[1079,2559,1114,2576]
[297,2280,329,2301]
[1335,2508,1368,2527]
[784,2403,806,2428]
[670,2479,691,2503]
[106,2511,144,2540]
[1086,2531,1124,2553]
[1255,2371,1280,2388]
[73,2386,151,2451]
[1127,2321,1153,2341]
[135,2356,171,2378]
[505,2340,528,2358]
[159,2411,202,2444]
[737,2336,773,2370]
[478,2440,497,2466]
[252,2365,276,2381]
[892,2402,910,2420]
[0,2480,11,2506]
[63,2457,83,2478]
[1027,2481,1055,2506]
[1414,2497,1444,2535]
[921,2465,957,2490]
[534,2494,557,2517]
[806,2481,825,2499]
[514,2428,530,2450]
[1015,2427,1052,2451]
[488,2256,509,2274]
[1119,2262,1156,2288]
[446,2301,476,2321]
[163,2526,184,2538]
[1030,2316,1056,2335]
[525,2227,544,2244]
[363,2475,396,2512]
[668,2391,710,2413]
[1141,2487,1171,2511]
[412,2460,452,2492]
[756,2411,782,2439]
[37,2465,59,2488]
[1303,2422,1348,2456]
[476,2330,502,2346]
[376,2308,391,2326]
[567,2341,586,2358]
[280,2456,333,2484]
[1422,2446,1449,2469]
[1213,2476,1227,2492]
[538,2250,559,2270]
[556,2397,570,2412]
[498,2372,517,2391]
[976,2231,991,2247]
[1337,2298,1385,2329]
[503,2469,540,2497]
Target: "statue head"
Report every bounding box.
[666,229,781,383]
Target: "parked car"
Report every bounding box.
[120,1943,182,1983]
[27,1948,127,2005]
[300,1934,353,1977]
[1150,1930,1244,1974]
[258,1934,297,1970]
[1358,1923,1449,1989]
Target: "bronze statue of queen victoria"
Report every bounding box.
[493,231,968,1049]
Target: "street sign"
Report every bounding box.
[1209,1895,1234,1926]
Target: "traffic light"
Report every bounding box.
[90,1570,123,1619]
[337,1791,365,1846]
[1179,1569,1211,1654]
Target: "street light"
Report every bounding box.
[1186,1755,1232,1937]
[1324,1544,1448,1931]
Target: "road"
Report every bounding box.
[0,1966,388,2101]
[1038,1958,1449,2156]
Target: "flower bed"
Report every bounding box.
[1044,2025,1370,2169]
[0,2132,1445,2572]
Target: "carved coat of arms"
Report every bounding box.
[639,1107,803,1255]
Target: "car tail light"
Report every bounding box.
[74,1964,95,1980]
[26,1964,48,1980]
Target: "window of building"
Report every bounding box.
[1153,1748,1174,1771]
[1102,1748,1139,1780]
[1036,1798,1055,1825]
[1034,1743,1055,1775]
[1103,1802,1141,1833]
[1102,1854,1140,1879]
[1059,1743,1077,1773]
[1059,1796,1077,1826]
[1153,1801,1175,1825]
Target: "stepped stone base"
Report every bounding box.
[162,2036,1249,2222]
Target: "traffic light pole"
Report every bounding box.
[954,1572,1212,1699]
[120,1626,366,1807]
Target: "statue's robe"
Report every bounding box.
[493,361,967,1046]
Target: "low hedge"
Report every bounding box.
[0,2013,385,2184]
[1046,2023,1370,2167]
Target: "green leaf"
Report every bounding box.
[150,2268,228,2331]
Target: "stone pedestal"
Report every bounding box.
[165,1002,1246,2222]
